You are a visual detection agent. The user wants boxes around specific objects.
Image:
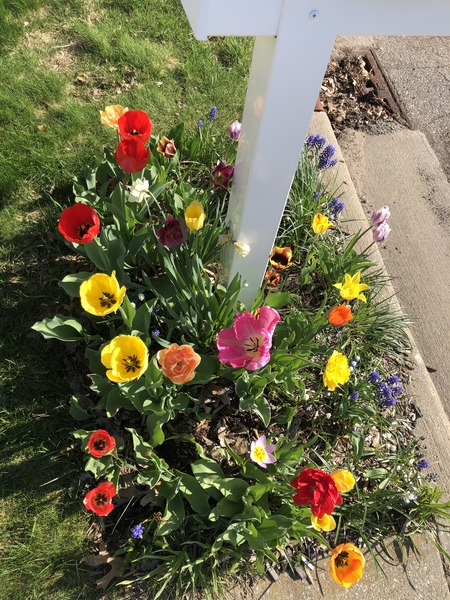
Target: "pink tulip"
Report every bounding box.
[217,306,280,371]
[228,119,241,141]
[372,221,392,243]
[370,205,391,227]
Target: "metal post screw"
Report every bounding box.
[309,9,319,19]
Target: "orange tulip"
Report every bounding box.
[156,343,201,384]
[328,304,353,327]
[269,246,293,270]
[330,543,365,588]
[264,270,281,287]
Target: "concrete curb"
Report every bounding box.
[233,112,450,599]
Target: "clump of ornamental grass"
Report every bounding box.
[32,108,450,599]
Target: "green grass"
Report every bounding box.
[0,1,253,597]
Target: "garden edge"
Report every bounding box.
[230,111,450,600]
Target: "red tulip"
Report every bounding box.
[57,203,100,244]
[118,109,152,143]
[83,481,116,516]
[115,139,150,174]
[87,430,116,458]
[290,467,342,518]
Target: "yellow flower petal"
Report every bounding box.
[311,513,336,532]
[185,200,206,231]
[80,271,126,316]
[312,213,334,234]
[331,470,356,493]
[101,335,148,383]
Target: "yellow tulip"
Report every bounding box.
[333,272,369,303]
[331,470,356,493]
[80,271,126,316]
[185,200,206,231]
[323,351,350,391]
[311,513,336,532]
[101,335,148,383]
[312,213,334,234]
[100,105,129,130]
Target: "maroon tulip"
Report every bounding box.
[115,139,150,174]
[156,215,186,248]
[211,160,234,190]
[118,109,152,143]
[57,203,100,244]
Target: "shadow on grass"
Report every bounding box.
[0,212,103,599]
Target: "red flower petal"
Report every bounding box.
[115,139,150,173]
[57,203,100,244]
[118,110,152,143]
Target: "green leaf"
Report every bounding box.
[120,295,136,328]
[106,386,133,417]
[58,272,92,297]
[265,292,295,309]
[211,477,248,503]
[188,354,220,385]
[208,497,242,522]
[177,471,211,514]
[85,455,114,479]
[69,396,90,421]
[127,427,153,462]
[32,315,85,342]
[146,417,165,447]
[157,494,185,537]
[351,431,364,464]
[191,458,225,500]
[242,523,267,551]
[363,468,389,479]
[247,483,272,502]
[257,515,292,540]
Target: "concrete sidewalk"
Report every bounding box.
[233,111,450,600]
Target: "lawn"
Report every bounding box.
[0,1,252,597]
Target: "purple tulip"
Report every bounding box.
[211,160,234,190]
[228,119,241,141]
[372,221,391,243]
[156,216,186,248]
[370,205,391,227]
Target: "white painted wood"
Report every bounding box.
[222,1,342,306]
[180,0,283,40]
[180,0,450,306]
[181,0,450,39]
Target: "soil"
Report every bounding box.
[319,53,406,135]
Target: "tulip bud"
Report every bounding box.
[228,119,241,141]
[370,205,391,226]
[372,221,391,243]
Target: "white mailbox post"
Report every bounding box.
[181,0,450,307]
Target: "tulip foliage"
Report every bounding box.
[33,106,450,597]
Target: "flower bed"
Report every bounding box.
[33,106,450,598]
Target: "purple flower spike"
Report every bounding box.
[131,523,144,539]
